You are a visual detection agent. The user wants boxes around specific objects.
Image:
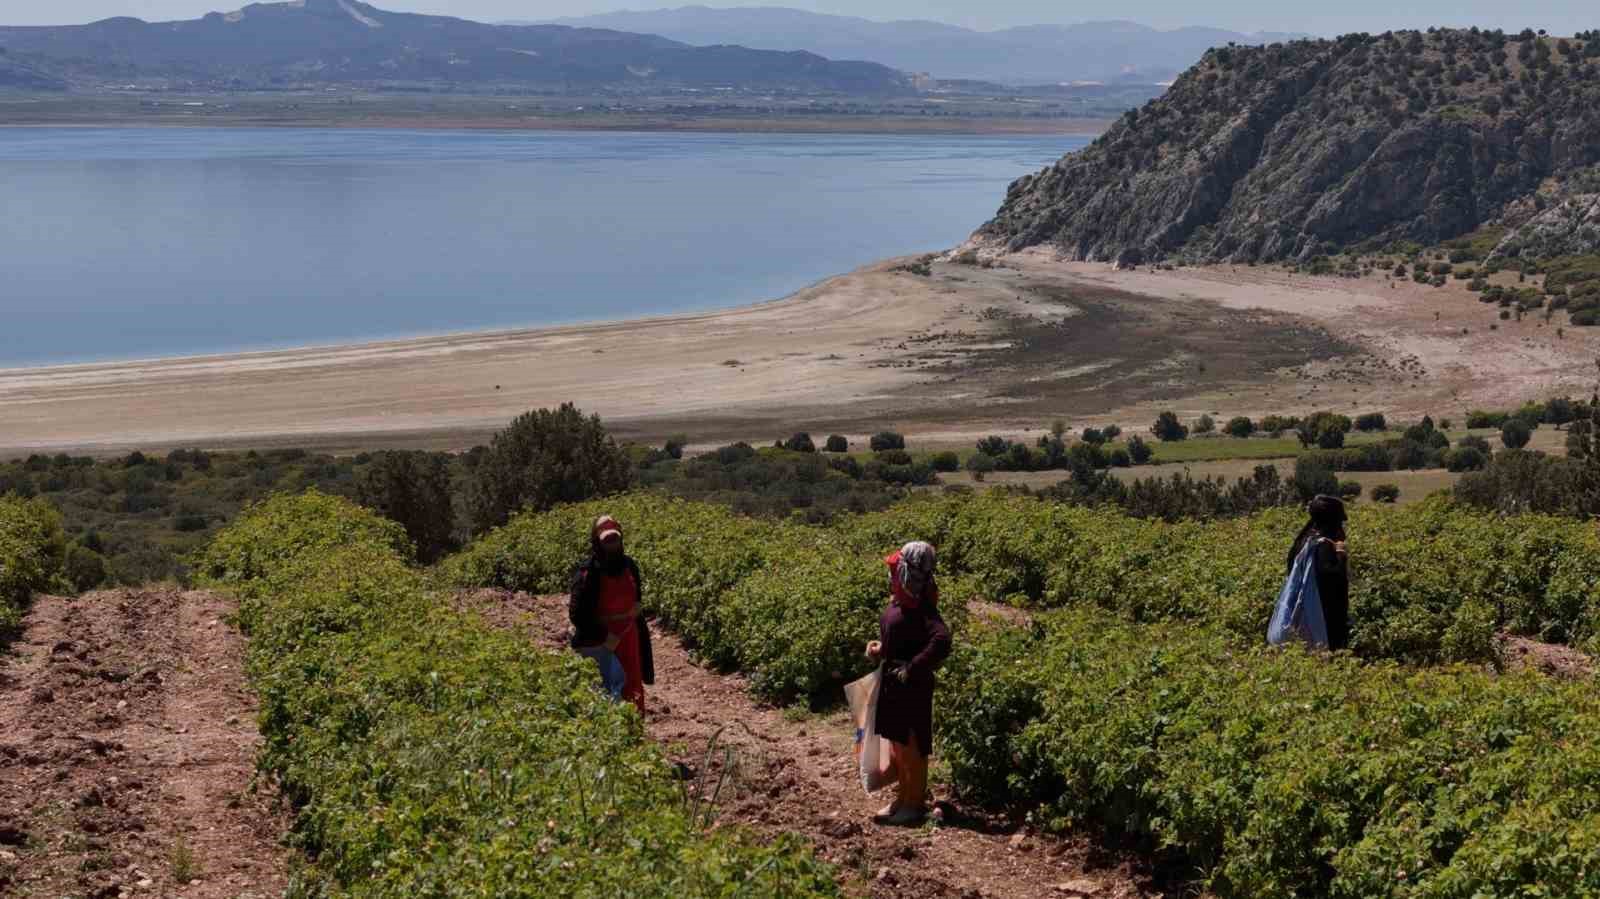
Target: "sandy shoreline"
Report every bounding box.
[5,251,1599,456]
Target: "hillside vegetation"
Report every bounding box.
[977,28,1600,266]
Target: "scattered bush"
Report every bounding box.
[1371,483,1401,503]
[1153,411,1189,442]
[1338,480,1363,500]
[823,435,849,453]
[1224,416,1256,438]
[929,451,961,472]
[1126,435,1154,465]
[1192,414,1216,435]
[783,432,817,454]
[1354,412,1388,432]
[1501,419,1533,449]
[869,432,906,452]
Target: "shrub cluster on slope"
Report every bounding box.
[194,492,836,897]
[977,28,1600,265]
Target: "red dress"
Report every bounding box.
[597,569,646,712]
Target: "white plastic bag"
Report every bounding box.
[1268,540,1330,648]
[844,666,896,794]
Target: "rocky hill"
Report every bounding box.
[974,29,1600,265]
[0,0,911,93]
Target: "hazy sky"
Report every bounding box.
[4,0,1596,35]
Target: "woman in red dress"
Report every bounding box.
[569,515,654,712]
[865,540,951,826]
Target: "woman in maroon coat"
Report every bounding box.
[865,541,952,826]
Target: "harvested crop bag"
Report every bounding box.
[844,666,896,793]
[1267,540,1330,648]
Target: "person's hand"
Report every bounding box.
[865,640,882,660]
[1333,540,1348,557]
[893,665,910,684]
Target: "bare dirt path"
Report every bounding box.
[462,589,1164,899]
[0,590,288,898]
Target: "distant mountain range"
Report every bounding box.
[0,0,912,92]
[533,6,1308,84]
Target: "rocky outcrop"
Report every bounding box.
[1494,193,1600,258]
[974,30,1600,264]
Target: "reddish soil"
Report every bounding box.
[0,590,288,898]
[1502,634,1596,679]
[460,589,1164,899]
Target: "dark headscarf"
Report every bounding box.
[1288,495,1347,571]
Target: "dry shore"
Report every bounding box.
[4,252,1598,456]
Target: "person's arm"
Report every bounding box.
[1315,539,1347,577]
[904,607,952,679]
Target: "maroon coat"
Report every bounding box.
[875,598,952,756]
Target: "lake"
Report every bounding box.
[0,127,1087,367]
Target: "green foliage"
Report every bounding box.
[1298,411,1353,449]
[1126,435,1154,464]
[467,404,634,534]
[783,432,817,453]
[1224,416,1256,438]
[939,608,1600,897]
[1192,414,1216,435]
[203,494,836,897]
[1353,412,1388,432]
[443,493,970,701]
[823,435,849,453]
[63,543,108,593]
[1152,411,1189,442]
[1371,483,1401,503]
[0,495,67,635]
[1501,419,1533,449]
[869,432,905,452]
[355,450,456,564]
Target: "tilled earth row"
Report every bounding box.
[0,590,288,899]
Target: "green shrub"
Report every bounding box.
[784,432,817,453]
[929,451,961,472]
[1153,411,1189,441]
[1225,416,1256,437]
[204,494,836,897]
[0,495,67,634]
[466,404,634,534]
[1372,483,1401,503]
[823,435,849,453]
[869,432,906,452]
[1502,419,1533,449]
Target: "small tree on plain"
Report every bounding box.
[1225,416,1256,438]
[870,432,906,452]
[1501,419,1533,449]
[1152,412,1189,442]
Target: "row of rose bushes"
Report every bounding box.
[195,492,837,897]
[940,609,1600,897]
[445,491,1600,671]
[0,495,66,636]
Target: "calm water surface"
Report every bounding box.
[0,128,1086,367]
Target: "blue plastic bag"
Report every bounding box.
[1268,540,1329,648]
